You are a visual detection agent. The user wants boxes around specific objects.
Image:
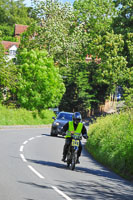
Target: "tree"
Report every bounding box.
[112,0,133,102]
[73,0,116,54]
[15,48,65,111]
[113,0,132,35]
[0,39,17,103]
[0,0,36,40]
[20,0,88,65]
[18,0,131,113]
[91,31,128,89]
[59,60,96,113]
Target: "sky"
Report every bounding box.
[24,0,74,7]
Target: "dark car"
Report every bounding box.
[50,111,73,136]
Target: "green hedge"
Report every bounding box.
[0,104,55,125]
[86,110,133,180]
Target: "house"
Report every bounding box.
[1,24,28,61]
[1,41,19,61]
[14,24,28,40]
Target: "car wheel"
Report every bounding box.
[50,130,57,137]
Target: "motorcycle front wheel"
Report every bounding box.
[70,153,75,170]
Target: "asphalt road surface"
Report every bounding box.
[0,126,133,200]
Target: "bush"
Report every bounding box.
[86,110,133,180]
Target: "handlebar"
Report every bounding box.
[71,134,82,140]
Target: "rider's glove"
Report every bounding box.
[83,134,88,139]
[62,132,66,136]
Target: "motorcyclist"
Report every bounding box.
[61,112,88,164]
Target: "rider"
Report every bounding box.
[61,112,88,164]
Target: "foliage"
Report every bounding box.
[112,1,133,111]
[0,104,55,125]
[59,59,110,112]
[86,110,133,180]
[20,0,88,64]
[113,0,132,35]
[73,0,116,54]
[23,0,126,112]
[15,48,65,111]
[92,31,128,87]
[0,0,35,38]
[59,60,94,112]
[0,24,14,37]
[2,35,18,42]
[123,88,133,110]
[0,41,17,102]
[1,0,132,112]
[112,0,133,70]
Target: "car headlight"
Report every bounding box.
[54,122,59,126]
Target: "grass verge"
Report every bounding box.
[0,104,55,125]
[86,110,133,181]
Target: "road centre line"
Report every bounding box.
[23,140,28,145]
[20,145,24,152]
[29,137,35,141]
[52,186,73,200]
[20,135,72,199]
[28,165,45,179]
[20,154,27,162]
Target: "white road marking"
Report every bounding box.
[20,135,73,198]
[20,154,27,162]
[52,186,73,200]
[20,145,24,152]
[29,137,34,141]
[28,165,45,179]
[23,140,28,145]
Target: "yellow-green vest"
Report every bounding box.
[65,121,83,138]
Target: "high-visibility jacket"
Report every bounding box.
[65,121,83,138]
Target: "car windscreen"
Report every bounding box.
[57,113,73,120]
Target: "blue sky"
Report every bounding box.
[24,0,74,7]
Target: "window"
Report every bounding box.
[9,50,16,55]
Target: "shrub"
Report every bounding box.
[86,110,133,180]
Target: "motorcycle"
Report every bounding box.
[66,133,82,170]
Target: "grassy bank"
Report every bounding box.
[86,110,133,181]
[0,104,55,125]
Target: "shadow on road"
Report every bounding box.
[27,158,65,169]
[26,157,132,185]
[19,181,52,200]
[56,179,133,200]
[41,133,64,139]
[18,179,133,200]
[19,181,50,189]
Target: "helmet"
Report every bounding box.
[73,112,82,124]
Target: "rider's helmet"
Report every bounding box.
[73,112,82,124]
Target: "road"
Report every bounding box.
[0,126,133,200]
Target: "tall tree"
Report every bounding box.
[14,48,65,111]
[19,0,131,112]
[112,0,133,103]
[20,0,88,64]
[73,0,116,55]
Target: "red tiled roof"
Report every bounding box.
[15,24,28,35]
[1,41,20,50]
